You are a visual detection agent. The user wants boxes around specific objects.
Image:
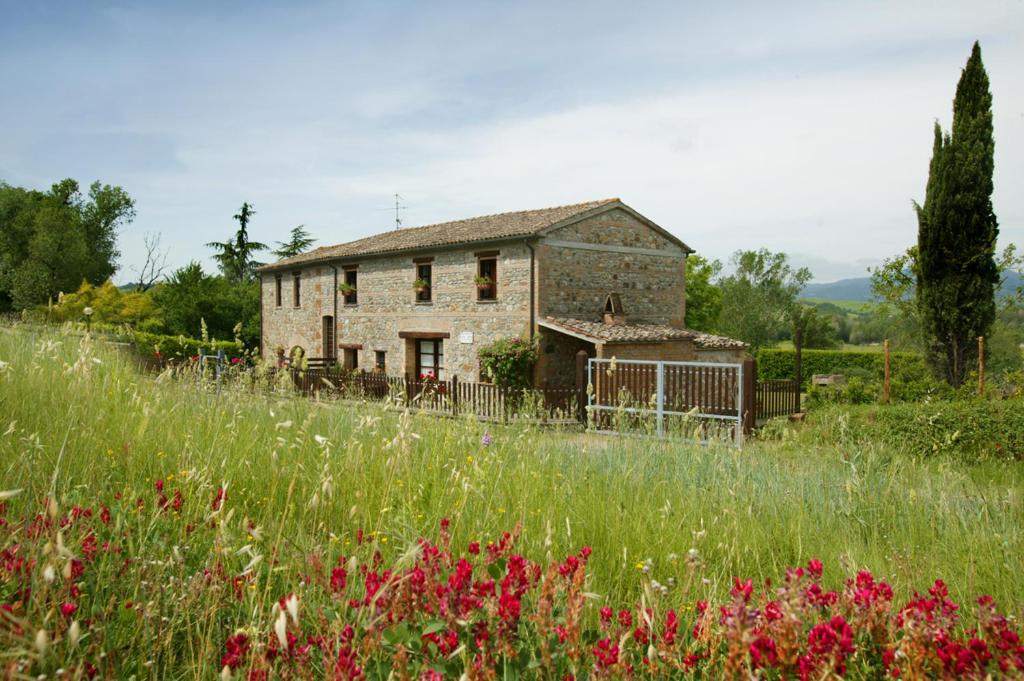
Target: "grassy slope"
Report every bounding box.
[1,327,1022,629]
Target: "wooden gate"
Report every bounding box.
[586,357,748,445]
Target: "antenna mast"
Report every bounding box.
[393,193,406,230]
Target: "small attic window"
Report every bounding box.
[604,293,624,315]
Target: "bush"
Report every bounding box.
[123,329,244,362]
[756,348,930,390]
[854,398,1024,460]
[478,335,539,388]
[806,376,879,407]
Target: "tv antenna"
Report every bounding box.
[376,193,408,230]
[392,193,407,230]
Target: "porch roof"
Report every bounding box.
[539,317,747,350]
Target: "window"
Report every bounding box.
[415,263,432,303]
[343,268,358,305]
[322,316,335,360]
[416,339,444,380]
[374,350,386,373]
[343,348,359,370]
[292,271,301,307]
[275,275,282,307]
[477,256,497,301]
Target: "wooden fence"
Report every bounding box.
[288,361,578,424]
[756,378,801,421]
[262,354,799,433]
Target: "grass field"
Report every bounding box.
[1,325,1023,677]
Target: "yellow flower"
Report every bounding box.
[466,456,474,464]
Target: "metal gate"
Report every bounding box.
[586,358,746,446]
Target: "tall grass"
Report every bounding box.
[1,325,1023,675]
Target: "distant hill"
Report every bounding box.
[801,278,874,302]
[802,271,1022,303]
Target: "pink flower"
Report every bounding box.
[60,602,78,617]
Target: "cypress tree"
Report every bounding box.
[915,41,999,387]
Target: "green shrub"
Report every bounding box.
[478,335,539,388]
[756,348,930,389]
[123,329,244,361]
[856,399,1024,460]
[806,376,879,407]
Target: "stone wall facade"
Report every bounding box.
[261,241,532,380]
[537,207,686,326]
[261,206,704,384]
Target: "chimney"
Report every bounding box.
[603,293,626,325]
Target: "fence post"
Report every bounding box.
[793,339,802,415]
[978,335,985,396]
[883,339,891,403]
[450,375,459,414]
[655,361,665,437]
[575,350,588,424]
[742,357,756,435]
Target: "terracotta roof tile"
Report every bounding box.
[260,198,621,270]
[540,317,747,350]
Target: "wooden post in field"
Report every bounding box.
[575,350,589,424]
[793,325,803,414]
[978,335,985,396]
[883,339,891,404]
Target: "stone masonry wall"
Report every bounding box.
[537,207,687,326]
[261,242,532,380]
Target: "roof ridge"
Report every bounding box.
[353,197,619,238]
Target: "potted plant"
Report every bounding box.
[473,275,493,290]
[338,282,357,295]
[412,278,430,294]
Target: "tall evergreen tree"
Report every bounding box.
[206,202,267,283]
[272,225,316,259]
[915,41,999,387]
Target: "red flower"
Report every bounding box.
[331,566,348,594]
[212,487,226,511]
[60,601,78,617]
[468,541,480,555]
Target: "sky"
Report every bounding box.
[1,1,1022,283]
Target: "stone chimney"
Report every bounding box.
[603,293,626,325]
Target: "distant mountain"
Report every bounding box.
[801,277,874,302]
[801,271,1022,303]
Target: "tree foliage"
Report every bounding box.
[790,304,839,349]
[206,202,267,283]
[272,225,316,259]
[149,262,260,348]
[0,179,134,310]
[716,249,811,352]
[915,42,999,387]
[49,280,157,326]
[684,255,722,332]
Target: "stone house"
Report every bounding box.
[257,198,746,388]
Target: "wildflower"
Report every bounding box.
[481,432,492,447]
[273,609,288,649]
[468,541,480,555]
[285,594,299,625]
[212,487,226,511]
[60,602,78,618]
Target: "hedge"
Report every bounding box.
[853,399,1024,461]
[755,348,928,389]
[122,330,244,361]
